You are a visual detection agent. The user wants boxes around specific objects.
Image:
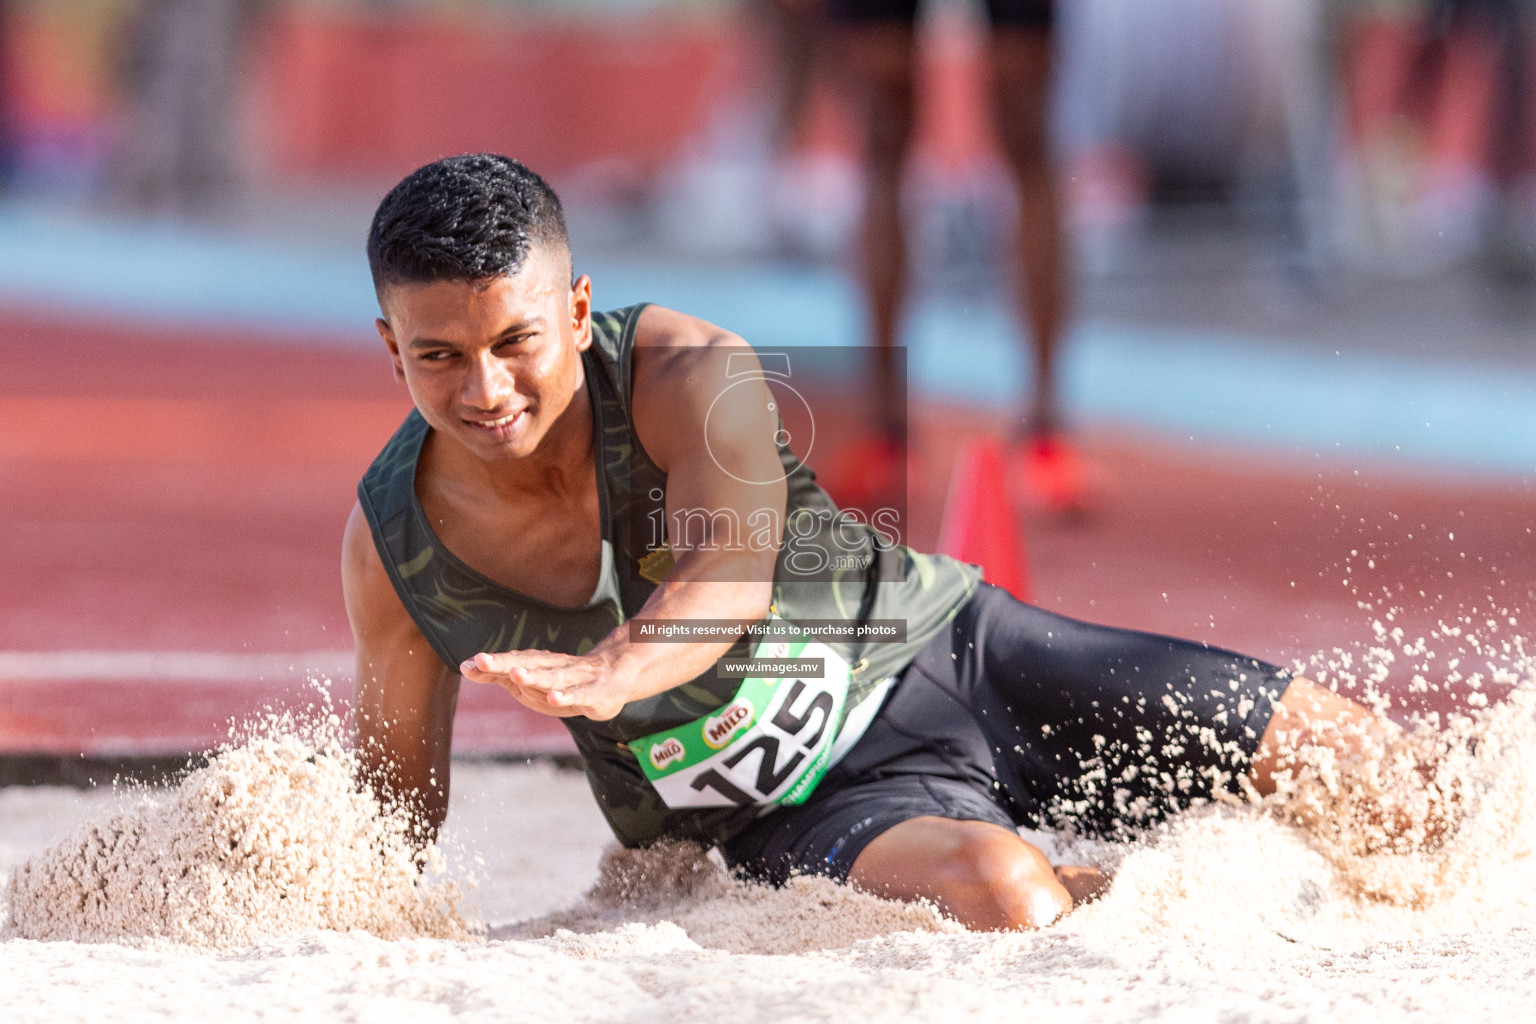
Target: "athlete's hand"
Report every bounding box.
[458,650,631,721]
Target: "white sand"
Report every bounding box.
[6,668,1536,1020]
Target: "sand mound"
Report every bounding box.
[4,718,471,948]
[1060,684,1536,963]
[503,841,962,954]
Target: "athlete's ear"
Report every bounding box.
[376,317,406,382]
[570,274,593,352]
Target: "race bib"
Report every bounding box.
[630,627,851,809]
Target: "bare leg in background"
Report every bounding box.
[990,27,1069,436]
[836,22,918,440]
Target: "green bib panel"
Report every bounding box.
[357,304,980,847]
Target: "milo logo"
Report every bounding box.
[648,736,686,771]
[703,698,755,749]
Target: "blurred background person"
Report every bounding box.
[1402,0,1531,282]
[117,0,270,214]
[826,0,1082,516]
[0,0,14,190]
[756,0,826,167]
[747,0,849,262]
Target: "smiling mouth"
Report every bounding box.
[464,410,526,431]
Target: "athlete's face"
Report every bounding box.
[376,245,592,463]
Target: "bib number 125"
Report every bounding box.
[630,635,851,809]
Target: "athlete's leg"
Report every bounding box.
[1249,674,1458,848]
[833,19,917,437]
[989,22,1087,513]
[988,26,1068,435]
[849,815,1083,930]
[938,586,1290,835]
[1248,675,1386,796]
[751,590,1451,932]
[953,583,1455,849]
[849,613,1390,928]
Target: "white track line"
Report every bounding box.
[0,650,353,683]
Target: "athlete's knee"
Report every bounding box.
[865,97,915,170]
[989,27,1053,167]
[849,816,1072,931]
[940,828,1072,931]
[991,78,1051,170]
[995,110,1051,176]
[840,27,917,167]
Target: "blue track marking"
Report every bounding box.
[0,205,1528,478]
[0,206,373,337]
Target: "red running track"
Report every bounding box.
[3,308,1534,757]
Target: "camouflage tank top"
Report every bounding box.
[357,304,980,848]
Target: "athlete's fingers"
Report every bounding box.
[537,680,624,719]
[501,668,569,693]
[531,692,604,719]
[459,652,509,679]
[489,671,578,716]
[461,650,559,673]
[459,660,544,710]
[505,684,579,719]
[460,652,556,686]
[458,652,614,717]
[542,679,601,708]
[507,659,602,693]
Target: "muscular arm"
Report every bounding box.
[461,306,786,719]
[342,502,459,841]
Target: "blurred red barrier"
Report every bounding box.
[253,11,741,181]
[0,6,1531,189]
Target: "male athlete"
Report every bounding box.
[344,154,1397,930]
[825,0,1082,511]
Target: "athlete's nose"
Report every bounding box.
[461,349,515,411]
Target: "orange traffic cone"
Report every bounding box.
[937,438,1031,602]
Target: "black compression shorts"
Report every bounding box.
[721,583,1291,885]
[826,0,1054,30]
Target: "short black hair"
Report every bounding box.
[366,153,569,292]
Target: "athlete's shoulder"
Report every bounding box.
[629,306,759,399]
[631,304,744,351]
[628,307,773,475]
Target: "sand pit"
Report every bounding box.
[6,647,1536,1022]
[5,720,468,947]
